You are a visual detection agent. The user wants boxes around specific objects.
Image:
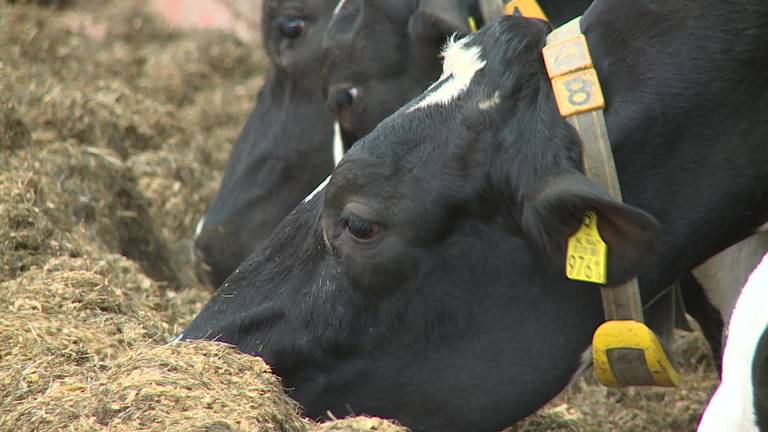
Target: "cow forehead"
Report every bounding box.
[409,36,486,111]
[266,0,338,14]
[327,0,413,40]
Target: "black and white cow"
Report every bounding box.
[699,251,768,432]
[322,0,768,367]
[192,0,338,288]
[184,1,768,430]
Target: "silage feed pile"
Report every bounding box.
[0,1,717,431]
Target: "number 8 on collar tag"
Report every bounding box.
[566,211,607,284]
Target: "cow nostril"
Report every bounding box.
[192,241,216,289]
[327,86,358,115]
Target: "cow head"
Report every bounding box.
[322,0,482,148]
[182,17,660,431]
[193,0,339,288]
[321,0,595,149]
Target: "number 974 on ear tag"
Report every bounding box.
[566,211,607,284]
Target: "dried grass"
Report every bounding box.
[4,341,307,432]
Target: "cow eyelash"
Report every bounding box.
[341,213,381,242]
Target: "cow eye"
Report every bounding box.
[275,16,306,39]
[342,213,382,242]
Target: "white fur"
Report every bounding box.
[478,91,500,110]
[693,232,768,325]
[303,175,331,204]
[409,36,486,111]
[194,217,205,239]
[758,221,768,233]
[567,345,593,387]
[698,251,768,432]
[333,121,344,166]
[332,0,347,17]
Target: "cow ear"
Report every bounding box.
[521,173,660,285]
[408,0,473,42]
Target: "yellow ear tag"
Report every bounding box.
[504,0,549,22]
[467,16,478,33]
[566,211,607,284]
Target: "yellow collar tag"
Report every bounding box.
[565,211,607,284]
[467,16,479,33]
[504,0,549,22]
[542,33,606,116]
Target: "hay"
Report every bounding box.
[0,102,31,152]
[0,0,265,285]
[312,417,408,432]
[0,159,89,280]
[2,341,307,432]
[3,335,405,432]
[0,251,408,432]
[0,255,172,419]
[0,139,183,284]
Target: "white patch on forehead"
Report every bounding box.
[478,91,501,110]
[193,217,205,239]
[409,36,486,112]
[333,121,344,166]
[697,252,768,432]
[303,175,331,204]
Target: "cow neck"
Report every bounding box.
[542,18,636,325]
[540,17,680,389]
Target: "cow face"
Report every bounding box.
[193,0,339,288]
[321,0,595,150]
[322,0,479,148]
[182,17,661,431]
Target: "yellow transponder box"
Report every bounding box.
[505,0,548,21]
[592,320,681,387]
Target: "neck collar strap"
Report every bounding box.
[542,17,681,388]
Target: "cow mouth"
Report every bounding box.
[336,120,359,149]
[191,241,217,289]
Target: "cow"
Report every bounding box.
[324,0,593,149]
[193,0,591,289]
[192,0,339,288]
[322,0,768,368]
[181,1,768,430]
[698,251,768,432]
